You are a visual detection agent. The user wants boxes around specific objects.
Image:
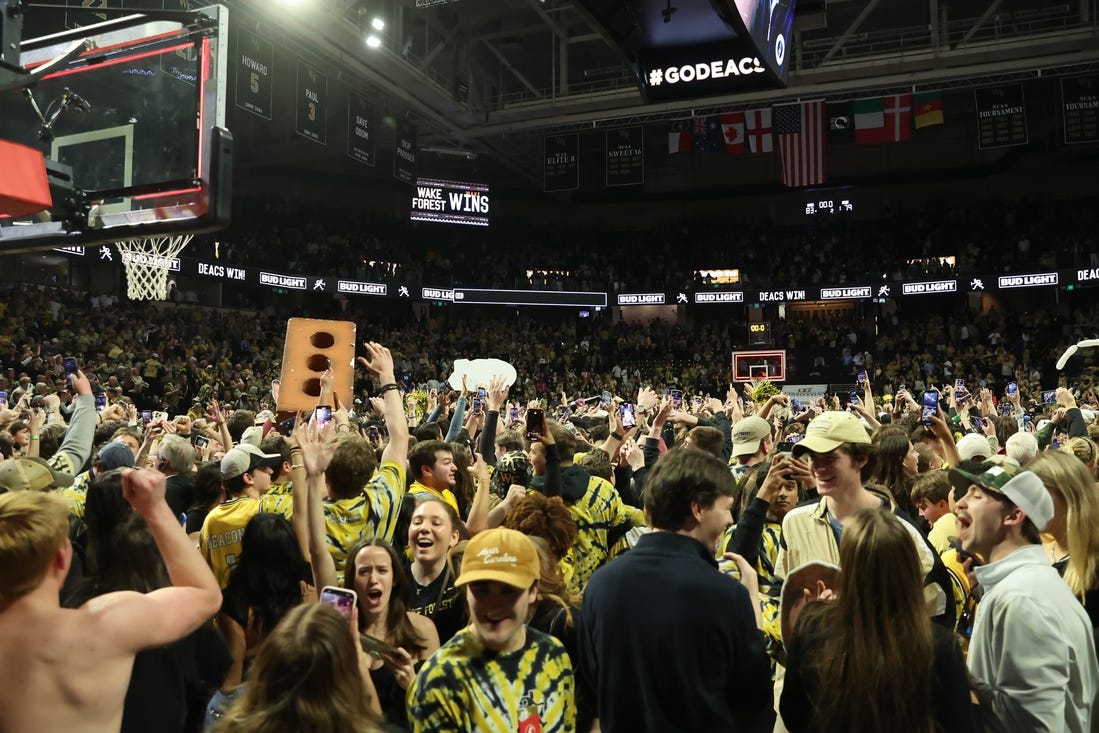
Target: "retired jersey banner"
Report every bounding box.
[1062,76,1099,145]
[394,120,417,185]
[975,84,1027,149]
[234,29,273,120]
[605,127,644,187]
[543,134,579,192]
[295,60,328,145]
[347,92,375,166]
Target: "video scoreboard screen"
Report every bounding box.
[410,178,490,227]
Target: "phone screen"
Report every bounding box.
[141,410,153,426]
[671,389,683,409]
[526,408,544,440]
[95,393,107,411]
[194,435,209,449]
[1041,390,1058,405]
[921,391,939,425]
[63,357,78,376]
[1008,381,1018,395]
[477,387,487,400]
[472,397,484,416]
[315,405,333,428]
[509,407,519,422]
[601,391,611,406]
[368,425,380,440]
[955,379,965,399]
[320,586,357,621]
[0,390,7,405]
[620,403,636,429]
[857,369,866,383]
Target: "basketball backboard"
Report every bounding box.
[0,4,229,251]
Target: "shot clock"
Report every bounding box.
[748,322,772,346]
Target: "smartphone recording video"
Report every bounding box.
[95,393,107,411]
[921,391,939,426]
[315,405,333,428]
[670,389,683,409]
[526,408,544,440]
[63,357,78,376]
[320,586,357,621]
[620,403,636,429]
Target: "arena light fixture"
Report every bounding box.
[371,17,385,31]
[366,34,381,48]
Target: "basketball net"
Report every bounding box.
[115,234,193,300]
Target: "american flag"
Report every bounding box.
[774,101,826,187]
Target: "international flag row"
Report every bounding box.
[667,93,944,188]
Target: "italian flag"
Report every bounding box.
[854,98,886,143]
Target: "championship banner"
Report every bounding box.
[394,120,417,185]
[295,60,328,145]
[234,29,273,120]
[1062,76,1099,145]
[543,134,579,192]
[347,91,375,166]
[975,84,1028,150]
[605,127,644,187]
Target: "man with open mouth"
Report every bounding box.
[952,460,1098,732]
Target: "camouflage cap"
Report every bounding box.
[949,460,1054,531]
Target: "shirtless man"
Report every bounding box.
[0,468,222,733]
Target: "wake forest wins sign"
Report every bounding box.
[1062,76,1099,145]
[606,127,644,187]
[409,179,490,227]
[975,84,1028,149]
[296,60,328,144]
[235,29,273,120]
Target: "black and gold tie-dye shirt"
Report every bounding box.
[408,626,576,732]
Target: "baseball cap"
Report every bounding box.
[732,416,772,458]
[495,451,531,476]
[221,443,282,480]
[455,527,540,590]
[949,461,1054,531]
[792,411,872,457]
[240,425,263,448]
[956,433,991,462]
[0,457,75,492]
[97,441,136,470]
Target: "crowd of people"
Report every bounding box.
[189,196,1098,293]
[3,285,1099,732]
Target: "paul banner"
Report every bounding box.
[295,60,328,145]
[605,127,644,187]
[543,134,579,192]
[974,84,1028,150]
[635,0,797,102]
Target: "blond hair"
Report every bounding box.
[0,491,71,601]
[1028,451,1099,602]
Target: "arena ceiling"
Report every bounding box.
[235,0,1098,186]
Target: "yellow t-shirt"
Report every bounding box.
[409,480,460,516]
[200,497,261,588]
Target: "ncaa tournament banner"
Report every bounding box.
[974,84,1028,149]
[234,29,273,120]
[1062,76,1099,145]
[605,127,644,187]
[295,60,328,145]
[543,135,579,192]
[394,120,417,185]
[347,91,375,166]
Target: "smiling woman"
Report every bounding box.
[405,497,469,644]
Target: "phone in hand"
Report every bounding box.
[670,389,683,409]
[477,387,487,400]
[1041,390,1057,405]
[320,586,357,621]
[856,369,867,384]
[63,356,78,377]
[194,434,210,449]
[955,379,965,400]
[0,390,7,406]
[921,391,939,426]
[315,405,333,429]
[141,410,153,427]
[278,416,296,436]
[1007,381,1018,396]
[509,406,519,423]
[472,397,484,416]
[601,391,611,406]
[95,393,107,411]
[620,403,636,429]
[359,632,400,662]
[526,408,544,440]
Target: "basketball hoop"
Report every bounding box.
[115,234,193,301]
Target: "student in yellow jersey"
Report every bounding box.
[407,527,576,733]
[408,440,461,514]
[199,443,283,588]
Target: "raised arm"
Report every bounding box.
[84,468,222,651]
[359,343,408,464]
[295,419,339,590]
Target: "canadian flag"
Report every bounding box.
[720,112,746,155]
